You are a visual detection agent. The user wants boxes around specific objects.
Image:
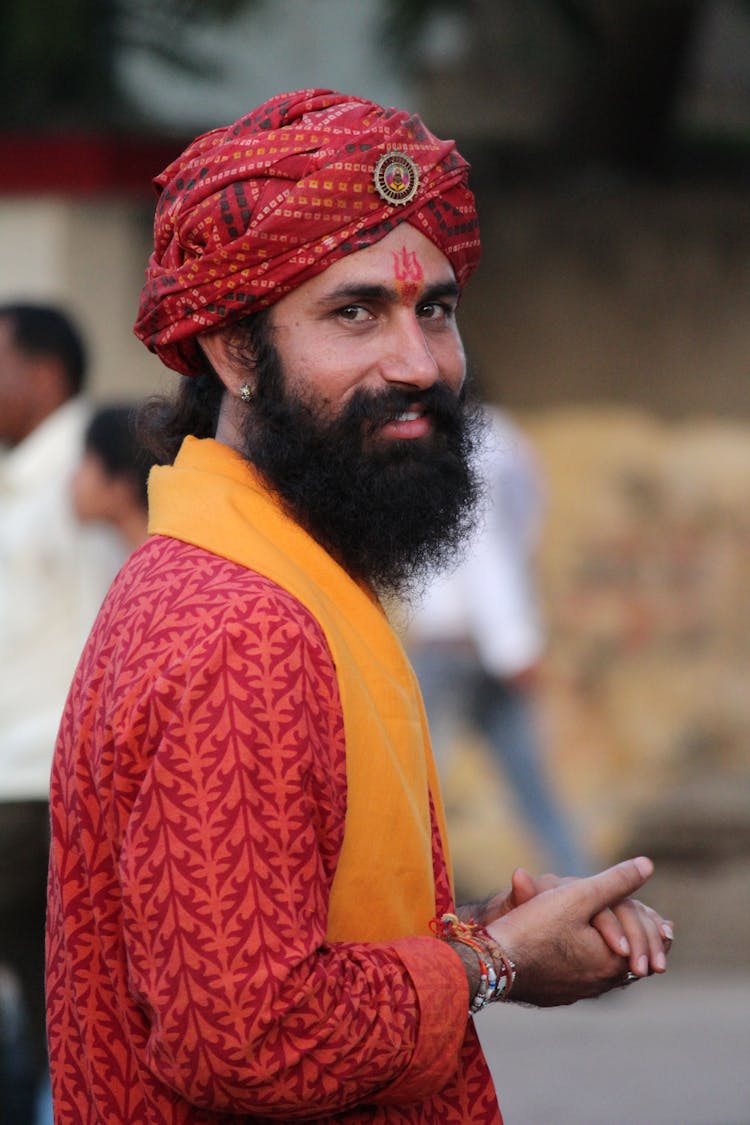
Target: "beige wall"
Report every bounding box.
[461,183,750,419]
[0,197,167,404]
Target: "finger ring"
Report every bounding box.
[622,971,639,986]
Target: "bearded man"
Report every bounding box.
[46,90,673,1125]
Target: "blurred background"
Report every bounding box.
[1,2,748,1121]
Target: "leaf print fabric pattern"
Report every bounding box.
[47,535,502,1123]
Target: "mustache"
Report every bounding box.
[341,381,464,434]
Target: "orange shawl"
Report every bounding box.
[148,436,451,941]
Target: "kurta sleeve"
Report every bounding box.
[118,579,469,1117]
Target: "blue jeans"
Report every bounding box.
[412,648,588,876]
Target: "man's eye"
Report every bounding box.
[338,305,371,323]
[335,303,375,326]
[419,302,453,321]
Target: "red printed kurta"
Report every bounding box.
[47,447,503,1123]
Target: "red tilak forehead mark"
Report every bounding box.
[392,246,423,304]
[392,247,423,281]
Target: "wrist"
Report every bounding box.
[445,939,482,1001]
[431,912,516,1014]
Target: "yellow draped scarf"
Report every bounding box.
[148,437,452,941]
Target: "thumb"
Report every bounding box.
[575,856,654,919]
[510,866,540,906]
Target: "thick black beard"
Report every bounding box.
[239,344,486,599]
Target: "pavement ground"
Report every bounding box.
[477,970,750,1125]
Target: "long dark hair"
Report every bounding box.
[136,309,273,465]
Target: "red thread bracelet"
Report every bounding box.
[430,912,516,1012]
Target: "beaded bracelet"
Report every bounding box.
[430,912,516,1014]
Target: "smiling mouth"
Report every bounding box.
[372,407,433,441]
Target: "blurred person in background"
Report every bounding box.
[0,968,36,1125]
[0,303,125,1124]
[407,404,588,877]
[71,402,154,552]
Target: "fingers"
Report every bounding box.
[593,900,675,976]
[511,867,571,903]
[619,901,674,976]
[576,856,654,918]
[513,858,664,976]
[660,919,675,952]
[509,867,540,906]
[591,906,630,959]
[473,868,569,925]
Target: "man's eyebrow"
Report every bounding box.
[419,281,461,303]
[315,279,461,307]
[316,283,391,306]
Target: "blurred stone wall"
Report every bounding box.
[440,405,750,966]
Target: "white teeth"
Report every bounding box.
[395,410,421,422]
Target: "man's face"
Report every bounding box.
[234,225,484,598]
[266,223,467,435]
[0,317,36,447]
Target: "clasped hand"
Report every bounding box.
[463,857,674,1008]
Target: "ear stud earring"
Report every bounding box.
[239,383,254,403]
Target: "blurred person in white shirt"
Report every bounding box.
[407,405,588,877]
[0,303,125,1124]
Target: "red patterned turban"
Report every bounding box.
[134,88,481,376]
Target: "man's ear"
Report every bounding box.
[197,328,251,396]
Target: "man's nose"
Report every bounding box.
[379,314,439,390]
